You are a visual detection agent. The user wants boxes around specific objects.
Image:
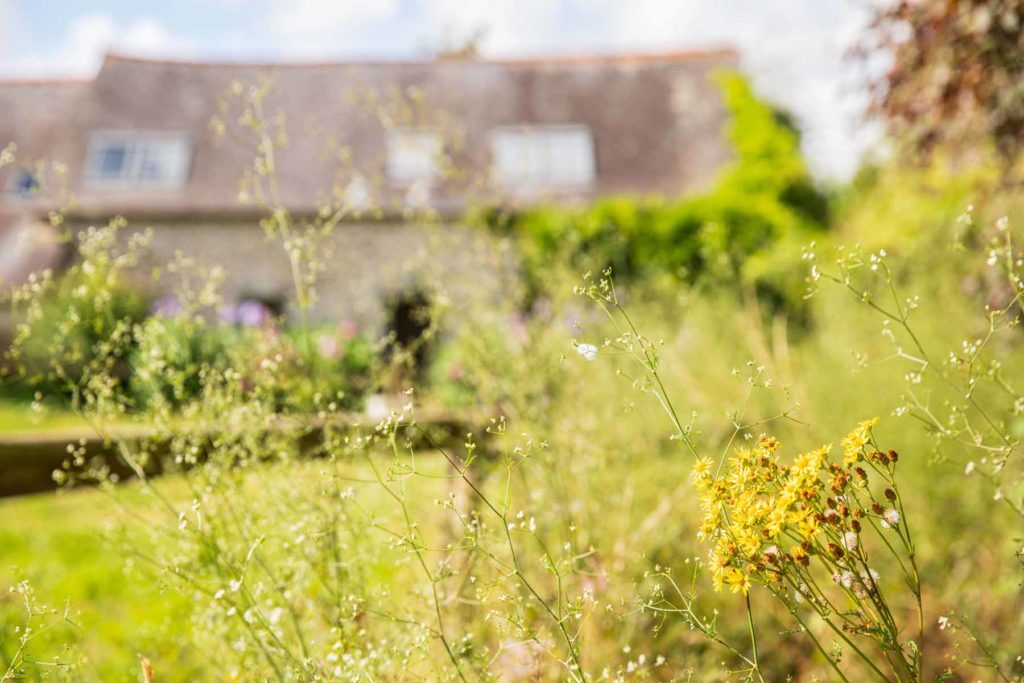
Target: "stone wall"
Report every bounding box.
[85,218,517,334]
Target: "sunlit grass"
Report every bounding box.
[0,484,200,680]
[0,400,89,436]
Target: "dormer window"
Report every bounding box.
[85,131,192,188]
[491,124,596,188]
[385,130,442,185]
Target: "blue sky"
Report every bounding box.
[0,0,880,179]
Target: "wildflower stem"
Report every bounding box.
[957,615,1013,683]
[415,424,586,680]
[769,588,851,683]
[888,485,924,682]
[777,574,891,682]
[745,593,766,683]
[595,295,699,457]
[362,430,469,683]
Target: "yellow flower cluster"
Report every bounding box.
[692,420,884,595]
[841,417,878,467]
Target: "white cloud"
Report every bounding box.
[261,0,576,57]
[419,0,565,54]
[65,13,187,71]
[0,0,28,59]
[1,12,192,78]
[267,0,402,50]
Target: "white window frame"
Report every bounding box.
[490,124,596,189]
[85,131,192,189]
[385,129,443,185]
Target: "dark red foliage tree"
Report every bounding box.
[863,0,1024,167]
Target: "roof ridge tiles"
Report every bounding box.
[0,78,91,87]
[97,47,737,70]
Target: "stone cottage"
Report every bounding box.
[0,49,737,332]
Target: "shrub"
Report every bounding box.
[131,314,378,415]
[1,221,149,410]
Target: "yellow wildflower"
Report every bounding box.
[841,418,877,466]
[796,515,820,540]
[693,456,713,478]
[723,567,750,595]
[696,421,889,600]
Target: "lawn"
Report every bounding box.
[0,484,207,681]
[0,401,90,437]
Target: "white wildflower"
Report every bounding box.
[860,569,884,585]
[835,571,856,589]
[575,343,598,362]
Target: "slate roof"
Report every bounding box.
[0,49,738,219]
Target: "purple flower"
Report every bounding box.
[237,300,271,328]
[150,296,183,318]
[217,304,240,325]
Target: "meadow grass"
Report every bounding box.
[4,235,1024,680]
[0,454,465,681]
[5,257,1021,680]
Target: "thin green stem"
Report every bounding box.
[745,593,766,683]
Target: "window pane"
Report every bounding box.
[87,133,190,187]
[97,145,128,176]
[492,131,532,184]
[386,131,441,183]
[491,125,594,187]
[140,142,171,179]
[548,128,595,184]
